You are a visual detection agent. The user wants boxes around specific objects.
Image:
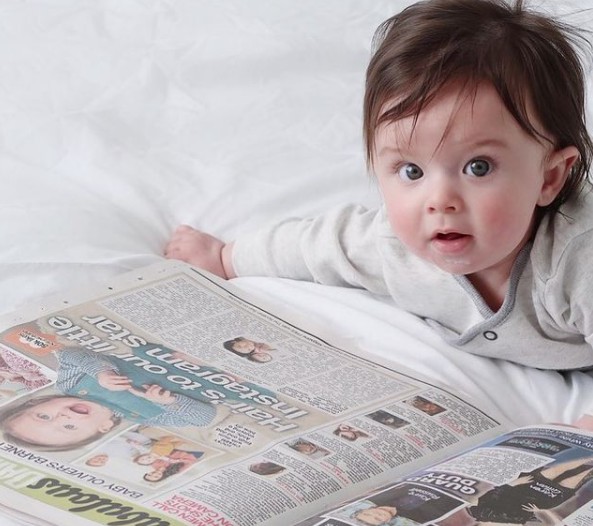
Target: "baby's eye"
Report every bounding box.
[463,159,491,177]
[397,163,424,181]
[63,424,77,430]
[36,413,51,420]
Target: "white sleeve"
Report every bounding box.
[232,204,390,294]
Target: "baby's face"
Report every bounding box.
[232,340,255,354]
[7,397,115,447]
[144,468,165,482]
[136,453,159,465]
[295,442,318,455]
[373,81,564,285]
[250,352,272,363]
[87,454,108,467]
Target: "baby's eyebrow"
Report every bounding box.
[468,138,510,150]
[376,145,405,157]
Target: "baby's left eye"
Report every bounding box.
[463,159,491,177]
[64,424,77,430]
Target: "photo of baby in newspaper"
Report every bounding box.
[0,268,515,526]
[79,426,216,489]
[0,304,337,505]
[0,309,325,448]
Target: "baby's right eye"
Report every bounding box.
[397,163,424,181]
[36,413,50,420]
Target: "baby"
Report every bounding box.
[166,0,593,426]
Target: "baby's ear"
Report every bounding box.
[538,146,579,206]
[98,419,116,434]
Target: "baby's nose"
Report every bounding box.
[426,176,462,213]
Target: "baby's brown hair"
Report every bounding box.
[364,0,593,216]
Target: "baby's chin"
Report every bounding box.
[428,254,476,275]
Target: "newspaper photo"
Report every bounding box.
[299,425,593,526]
[0,261,508,526]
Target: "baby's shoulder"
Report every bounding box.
[532,188,593,278]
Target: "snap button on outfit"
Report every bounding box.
[483,331,498,341]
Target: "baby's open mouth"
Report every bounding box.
[70,403,90,415]
[435,232,467,240]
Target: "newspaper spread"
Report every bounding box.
[0,260,587,526]
[297,426,593,526]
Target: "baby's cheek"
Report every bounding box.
[385,203,417,241]
[480,203,532,245]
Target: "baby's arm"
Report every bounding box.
[56,348,123,391]
[129,384,177,404]
[56,349,133,391]
[147,393,217,427]
[165,225,235,279]
[166,205,387,292]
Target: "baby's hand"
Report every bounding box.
[98,370,133,391]
[164,225,235,279]
[129,384,177,405]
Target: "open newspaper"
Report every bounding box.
[0,260,591,526]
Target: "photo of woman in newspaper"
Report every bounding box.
[222,336,276,363]
[403,396,446,417]
[333,423,370,442]
[0,342,283,451]
[366,410,409,430]
[287,438,331,459]
[141,448,204,483]
[461,457,593,525]
[248,460,286,476]
[323,482,466,525]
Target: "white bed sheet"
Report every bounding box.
[1,1,593,524]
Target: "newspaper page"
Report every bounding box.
[299,425,593,526]
[0,261,508,526]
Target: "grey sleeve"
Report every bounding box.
[55,349,118,392]
[541,232,593,348]
[232,204,390,294]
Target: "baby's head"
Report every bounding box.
[0,394,121,451]
[364,0,592,214]
[134,452,160,465]
[223,337,255,355]
[223,337,272,362]
[362,0,592,281]
[85,453,109,467]
[247,351,272,363]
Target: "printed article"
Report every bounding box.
[0,261,517,526]
[298,426,593,526]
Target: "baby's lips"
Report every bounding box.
[70,403,90,415]
[434,231,468,240]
